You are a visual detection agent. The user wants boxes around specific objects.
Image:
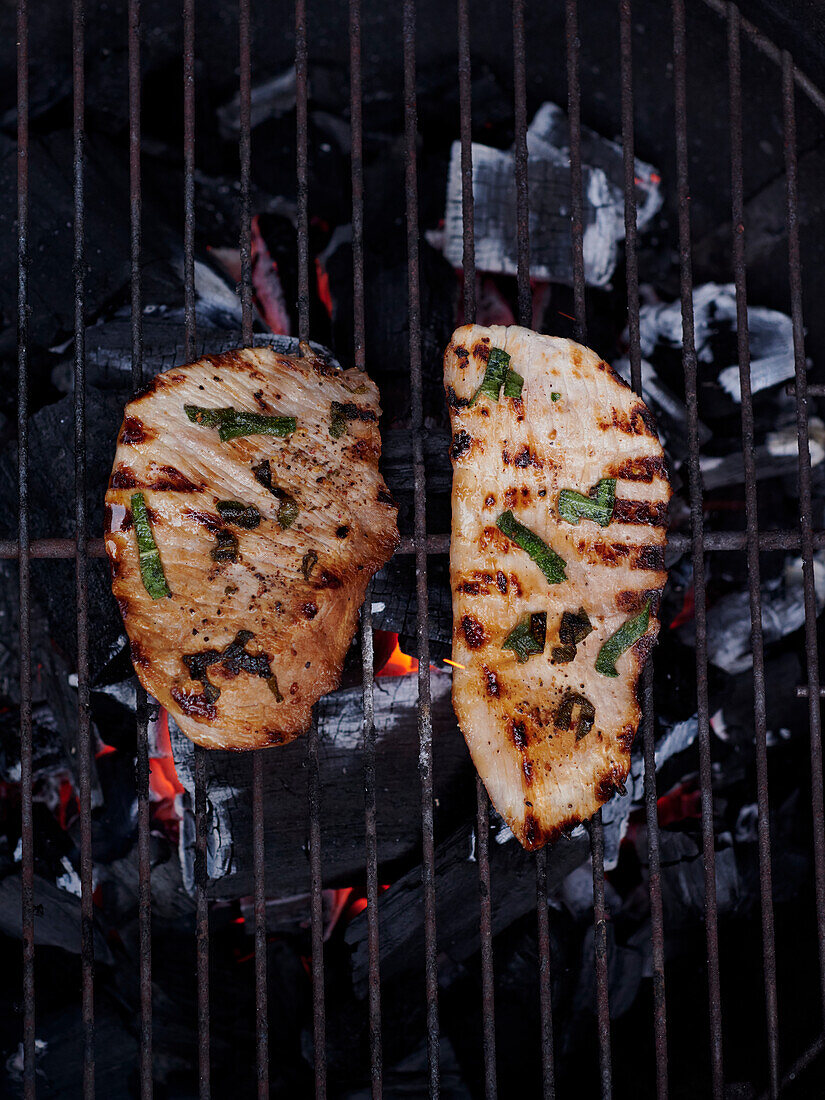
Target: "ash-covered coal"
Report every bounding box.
[433,101,662,287]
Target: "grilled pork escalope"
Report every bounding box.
[445,324,670,850]
[105,344,399,750]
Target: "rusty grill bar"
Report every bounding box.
[12,0,825,1096]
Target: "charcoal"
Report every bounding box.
[173,671,473,898]
[0,872,113,963]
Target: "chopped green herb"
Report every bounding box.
[554,691,596,740]
[470,346,510,405]
[130,492,171,599]
[251,460,300,528]
[185,405,296,441]
[595,601,651,677]
[217,500,261,529]
[503,369,524,399]
[496,510,567,584]
[502,611,547,663]
[277,497,299,530]
[267,675,284,703]
[559,607,593,647]
[550,644,577,664]
[557,478,616,527]
[551,392,561,402]
[184,405,234,428]
[211,528,239,563]
[217,411,296,442]
[301,549,318,581]
[330,401,348,439]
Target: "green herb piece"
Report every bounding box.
[130,492,171,599]
[251,460,300,528]
[211,529,239,563]
[554,691,596,740]
[217,500,261,529]
[595,601,651,677]
[502,611,547,663]
[557,478,616,527]
[277,497,299,530]
[496,510,567,584]
[470,346,510,406]
[503,369,524,399]
[551,392,561,402]
[184,405,234,428]
[330,401,348,439]
[217,411,296,442]
[559,607,593,647]
[550,644,577,664]
[301,549,318,581]
[185,405,296,441]
[267,675,284,703]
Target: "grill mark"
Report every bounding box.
[183,509,223,534]
[453,344,469,361]
[472,341,491,362]
[598,404,658,436]
[461,615,488,649]
[617,724,635,751]
[510,445,542,469]
[479,526,512,554]
[171,685,218,721]
[483,666,500,697]
[496,570,507,594]
[632,544,666,572]
[613,498,668,527]
[301,602,318,619]
[252,389,269,410]
[445,385,471,410]
[148,465,202,493]
[130,640,150,669]
[617,588,662,614]
[377,488,396,506]
[632,631,657,666]
[450,429,472,458]
[607,455,667,482]
[510,719,527,750]
[110,466,138,490]
[523,813,540,848]
[315,570,343,590]
[484,494,496,508]
[337,401,378,424]
[120,416,150,445]
[458,581,482,595]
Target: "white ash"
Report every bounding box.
[699,416,825,490]
[599,715,699,870]
[679,552,825,674]
[217,66,296,139]
[436,102,662,287]
[637,283,798,402]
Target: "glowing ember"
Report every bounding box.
[376,633,419,677]
[442,658,466,671]
[150,709,185,838]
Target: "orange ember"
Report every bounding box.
[376,633,419,677]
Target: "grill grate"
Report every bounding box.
[11,0,825,1097]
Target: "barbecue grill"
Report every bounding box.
[6,0,825,1096]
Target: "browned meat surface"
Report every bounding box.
[105,344,399,750]
[445,324,670,849]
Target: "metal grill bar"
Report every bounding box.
[671,2,724,1094]
[127,2,154,1095]
[510,6,558,1096]
[564,3,613,1092]
[782,49,825,1036]
[16,0,35,1094]
[402,2,440,1092]
[72,0,95,1094]
[618,3,668,1096]
[180,4,210,1091]
[7,528,825,561]
[727,8,779,1096]
[456,6,498,1091]
[294,5,328,1093]
[235,3,269,1094]
[349,1,384,1093]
